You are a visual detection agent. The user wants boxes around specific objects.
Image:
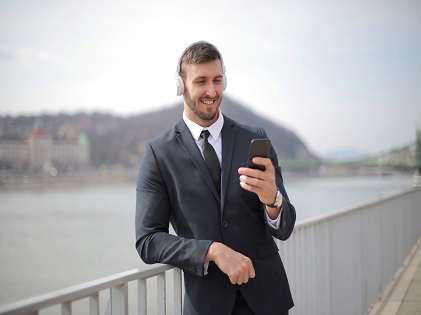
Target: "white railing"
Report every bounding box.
[279,187,421,315]
[0,188,420,315]
[0,265,182,315]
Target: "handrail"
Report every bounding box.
[295,187,416,227]
[0,264,180,315]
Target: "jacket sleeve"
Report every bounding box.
[135,142,212,277]
[260,128,296,241]
[265,165,296,241]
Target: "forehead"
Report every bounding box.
[184,59,223,80]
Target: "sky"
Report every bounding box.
[0,0,420,157]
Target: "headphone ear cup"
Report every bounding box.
[175,75,184,96]
[222,74,227,91]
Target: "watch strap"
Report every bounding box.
[265,188,281,208]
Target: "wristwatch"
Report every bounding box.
[266,188,282,208]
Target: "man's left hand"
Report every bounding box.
[238,157,281,219]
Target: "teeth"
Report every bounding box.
[202,100,214,104]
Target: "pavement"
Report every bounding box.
[368,238,421,315]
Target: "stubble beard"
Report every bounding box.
[185,89,222,122]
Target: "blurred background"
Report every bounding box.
[1,0,420,156]
[0,0,420,310]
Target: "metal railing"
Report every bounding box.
[0,188,420,315]
[279,187,421,315]
[0,265,182,315]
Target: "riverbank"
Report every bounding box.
[0,167,138,190]
[0,167,414,191]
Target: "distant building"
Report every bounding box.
[0,140,28,170]
[0,126,90,172]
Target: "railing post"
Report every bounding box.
[61,302,71,315]
[157,273,166,315]
[89,293,99,315]
[138,279,147,315]
[110,283,128,315]
[173,268,182,315]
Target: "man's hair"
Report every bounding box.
[179,42,222,79]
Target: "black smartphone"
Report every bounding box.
[247,139,271,171]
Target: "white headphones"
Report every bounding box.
[175,41,227,96]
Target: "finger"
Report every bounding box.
[249,264,256,279]
[240,177,270,198]
[240,175,262,187]
[238,167,263,179]
[239,180,258,194]
[242,273,249,284]
[229,275,237,285]
[240,181,264,198]
[252,157,274,171]
[249,263,256,279]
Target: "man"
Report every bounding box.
[135,41,295,314]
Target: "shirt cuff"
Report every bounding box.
[265,206,282,229]
[204,261,210,275]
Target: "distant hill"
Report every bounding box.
[0,96,318,168]
[220,97,316,161]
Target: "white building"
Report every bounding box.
[0,127,90,172]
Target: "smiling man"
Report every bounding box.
[135,41,296,315]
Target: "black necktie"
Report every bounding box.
[200,130,221,191]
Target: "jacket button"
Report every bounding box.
[222,220,228,228]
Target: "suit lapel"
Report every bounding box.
[220,116,237,210]
[174,119,221,202]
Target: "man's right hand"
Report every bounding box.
[204,242,255,285]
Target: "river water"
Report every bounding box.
[0,174,414,311]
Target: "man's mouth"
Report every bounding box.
[201,99,215,105]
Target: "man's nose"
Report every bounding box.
[205,83,217,98]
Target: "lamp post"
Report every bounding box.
[414,128,421,187]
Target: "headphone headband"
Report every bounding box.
[174,41,227,96]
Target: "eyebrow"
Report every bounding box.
[193,74,223,81]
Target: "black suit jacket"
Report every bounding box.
[135,115,295,314]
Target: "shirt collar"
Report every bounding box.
[183,109,224,142]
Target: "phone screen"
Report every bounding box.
[247,139,271,171]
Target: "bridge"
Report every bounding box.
[350,142,416,170]
[0,187,420,315]
[318,141,418,177]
